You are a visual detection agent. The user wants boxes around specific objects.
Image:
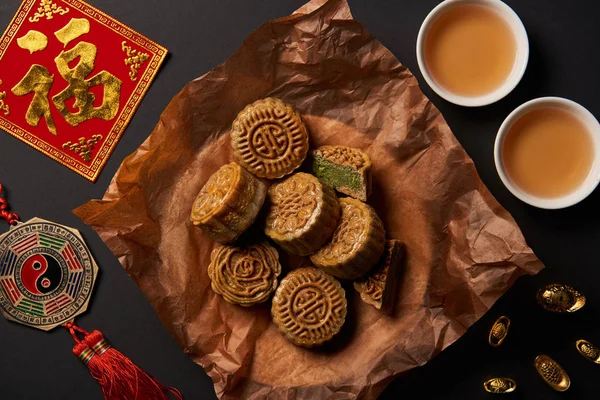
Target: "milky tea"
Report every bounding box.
[424,4,516,97]
[502,108,594,198]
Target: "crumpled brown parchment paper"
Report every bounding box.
[74,0,544,398]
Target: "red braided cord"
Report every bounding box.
[64,321,91,342]
[0,184,19,225]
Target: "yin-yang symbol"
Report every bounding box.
[20,254,62,295]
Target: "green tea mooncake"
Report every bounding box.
[311,145,372,201]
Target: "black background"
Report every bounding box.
[1,0,599,398]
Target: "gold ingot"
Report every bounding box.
[576,339,600,364]
[483,377,516,394]
[534,355,570,392]
[537,283,585,313]
[489,316,510,347]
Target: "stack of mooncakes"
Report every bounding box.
[190,98,405,348]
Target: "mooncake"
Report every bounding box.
[191,162,266,243]
[231,98,309,179]
[353,240,404,314]
[208,242,281,306]
[264,173,340,256]
[271,267,347,348]
[310,198,385,279]
[311,145,372,201]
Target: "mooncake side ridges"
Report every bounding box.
[191,162,267,243]
[191,162,241,224]
[310,197,385,279]
[271,267,347,347]
[264,172,341,256]
[231,98,309,179]
[208,242,282,306]
[218,171,267,235]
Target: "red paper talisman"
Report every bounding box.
[0,0,167,181]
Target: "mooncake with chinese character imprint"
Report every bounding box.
[208,242,281,306]
[310,198,385,279]
[311,145,372,201]
[354,240,405,314]
[191,162,266,243]
[264,173,340,256]
[271,267,347,347]
[231,98,309,179]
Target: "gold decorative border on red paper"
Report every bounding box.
[0,0,168,181]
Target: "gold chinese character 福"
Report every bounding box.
[11,18,122,136]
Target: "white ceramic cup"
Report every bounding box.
[416,0,529,107]
[494,97,600,209]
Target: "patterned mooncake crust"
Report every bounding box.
[264,173,340,256]
[208,242,281,306]
[271,267,347,347]
[231,98,309,179]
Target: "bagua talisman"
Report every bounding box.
[0,184,182,400]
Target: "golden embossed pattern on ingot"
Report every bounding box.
[489,316,510,347]
[482,377,516,394]
[576,339,600,364]
[534,355,570,392]
[537,283,586,313]
[231,98,309,179]
[272,267,347,348]
[208,243,281,307]
[310,197,385,279]
[191,162,267,243]
[265,173,340,256]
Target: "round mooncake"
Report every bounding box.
[191,162,267,243]
[264,173,340,256]
[310,198,385,279]
[208,242,282,306]
[231,98,309,179]
[271,267,347,347]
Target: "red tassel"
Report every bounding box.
[66,322,183,400]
